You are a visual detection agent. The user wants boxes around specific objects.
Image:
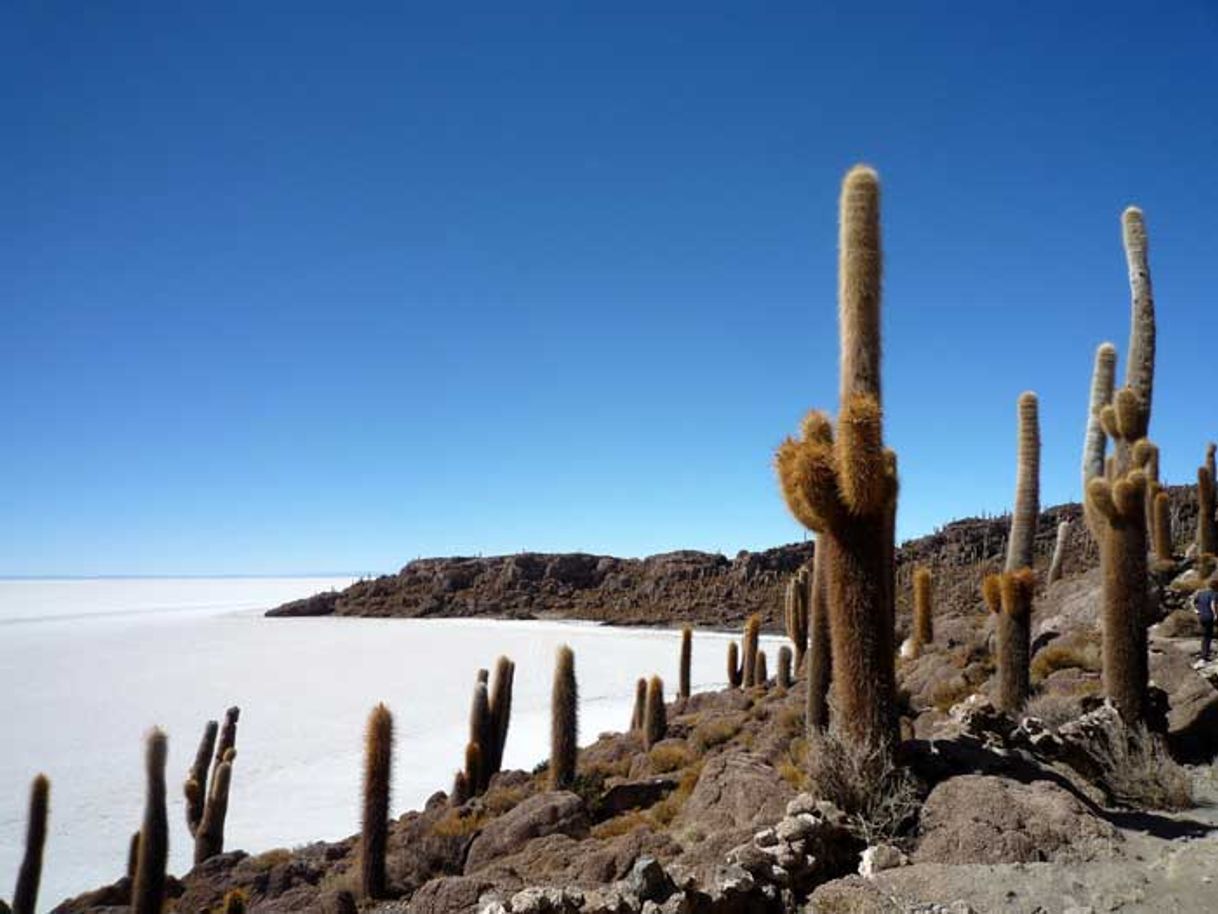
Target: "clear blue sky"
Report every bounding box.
[3,3,1217,576]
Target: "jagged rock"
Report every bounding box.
[1149,642,1218,761]
[465,792,589,874]
[858,844,909,878]
[914,775,1121,864]
[597,777,679,819]
[674,752,794,834]
[626,856,674,903]
[509,886,584,914]
[406,876,495,913]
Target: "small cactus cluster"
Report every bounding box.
[784,566,810,670]
[185,706,239,864]
[453,656,516,804]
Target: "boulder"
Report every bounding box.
[405,876,494,913]
[465,792,589,874]
[914,775,1121,865]
[673,752,793,834]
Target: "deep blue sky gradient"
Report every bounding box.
[3,3,1217,575]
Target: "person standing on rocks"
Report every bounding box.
[1193,577,1217,662]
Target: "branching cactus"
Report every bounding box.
[741,614,761,688]
[912,567,933,655]
[982,570,1036,713]
[550,645,578,790]
[1198,464,1217,556]
[184,720,217,837]
[132,729,168,914]
[775,165,898,753]
[726,642,742,689]
[194,748,234,863]
[1081,343,1117,513]
[784,566,810,670]
[11,774,48,914]
[777,645,793,689]
[1048,520,1070,583]
[678,626,692,700]
[630,677,647,731]
[642,676,666,750]
[361,704,393,900]
[806,539,831,735]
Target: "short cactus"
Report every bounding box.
[982,569,1036,713]
[755,649,768,686]
[550,645,578,790]
[1199,464,1217,556]
[726,642,742,689]
[11,774,48,914]
[678,626,692,700]
[630,677,647,731]
[461,742,481,803]
[1081,343,1117,503]
[741,614,761,688]
[777,645,793,689]
[132,729,168,914]
[126,831,139,881]
[642,675,666,750]
[361,703,393,899]
[467,678,493,793]
[911,567,933,654]
[1152,489,1173,563]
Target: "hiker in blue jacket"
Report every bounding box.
[1195,577,1217,662]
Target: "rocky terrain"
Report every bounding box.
[45,487,1218,914]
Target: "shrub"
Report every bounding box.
[690,715,744,753]
[1022,692,1086,728]
[648,742,694,773]
[1030,639,1102,683]
[931,676,975,713]
[591,811,650,839]
[1089,721,1192,811]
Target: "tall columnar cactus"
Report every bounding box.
[1198,464,1217,556]
[755,649,768,686]
[126,832,140,881]
[777,645,793,689]
[726,642,742,689]
[550,645,578,790]
[775,165,898,753]
[132,729,168,914]
[487,656,516,777]
[1082,343,1118,504]
[1207,443,1217,487]
[982,569,1036,713]
[911,566,933,654]
[1047,520,1071,584]
[741,615,761,688]
[806,540,831,735]
[631,677,647,731]
[1153,490,1174,563]
[467,678,493,793]
[642,676,667,750]
[361,703,393,900]
[11,775,48,914]
[1007,393,1041,572]
[785,566,810,669]
[678,626,692,700]
[184,719,218,837]
[193,749,234,863]
[1122,207,1156,432]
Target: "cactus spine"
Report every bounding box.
[11,775,48,914]
[1199,464,1217,556]
[775,165,898,753]
[777,645,793,688]
[678,626,692,700]
[361,703,393,899]
[806,540,832,735]
[550,645,578,790]
[630,677,647,731]
[1048,520,1070,583]
[726,642,742,688]
[642,675,667,750]
[784,566,810,669]
[741,614,761,688]
[132,728,168,914]
[912,566,933,654]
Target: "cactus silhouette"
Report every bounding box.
[126,831,140,881]
[1047,520,1070,584]
[467,678,493,793]
[361,703,393,899]
[777,645,793,689]
[630,677,647,731]
[785,566,810,669]
[184,719,217,836]
[775,166,898,752]
[912,567,933,654]
[806,540,832,735]
[550,645,578,790]
[678,626,692,700]
[741,614,761,688]
[132,729,168,914]
[642,675,667,749]
[726,642,742,689]
[755,649,768,686]
[487,656,516,778]
[11,774,48,914]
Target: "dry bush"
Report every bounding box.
[690,714,745,753]
[1090,722,1193,811]
[1022,691,1086,728]
[647,761,703,827]
[806,725,921,844]
[1030,640,1101,683]
[776,705,805,738]
[1155,608,1201,639]
[430,808,490,837]
[931,675,975,713]
[590,810,649,839]
[649,742,694,773]
[482,783,529,816]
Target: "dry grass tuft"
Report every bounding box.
[1031,640,1102,683]
[1091,722,1193,811]
[649,742,694,773]
[690,715,745,753]
[807,725,921,844]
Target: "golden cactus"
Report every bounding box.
[1047,520,1070,584]
[550,645,578,790]
[678,626,692,700]
[982,569,1036,713]
[360,704,393,899]
[912,567,933,653]
[806,540,832,735]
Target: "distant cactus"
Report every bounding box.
[774,166,898,754]
[361,703,393,899]
[467,678,493,793]
[487,656,516,778]
[982,569,1036,713]
[550,645,578,790]
[777,645,793,689]
[755,649,768,686]
[642,676,667,750]
[912,567,933,654]
[630,677,647,731]
[806,540,831,735]
[184,719,217,836]
[11,775,48,914]
[186,710,237,864]
[784,566,810,669]
[1152,490,1173,563]
[678,626,692,700]
[741,614,761,688]
[450,769,470,807]
[193,750,233,863]
[1047,520,1070,584]
[132,729,168,914]
[1199,465,1217,556]
[726,642,742,689]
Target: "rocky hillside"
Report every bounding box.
[268,487,1200,630]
